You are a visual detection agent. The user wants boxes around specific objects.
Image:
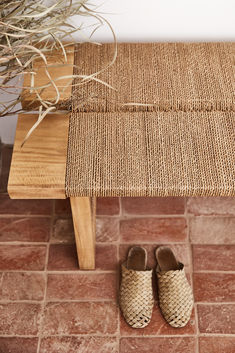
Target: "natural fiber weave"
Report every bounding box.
[66,111,235,197]
[66,42,235,197]
[120,264,154,328]
[157,264,193,328]
[72,42,235,112]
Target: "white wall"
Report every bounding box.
[90,0,235,42]
[1,0,234,144]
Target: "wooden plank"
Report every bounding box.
[8,113,69,199]
[70,197,95,270]
[21,45,74,109]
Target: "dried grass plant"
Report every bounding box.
[0,0,116,144]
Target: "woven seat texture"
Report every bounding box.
[72,42,234,112]
[66,111,235,197]
[66,42,235,197]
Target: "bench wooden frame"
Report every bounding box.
[8,46,96,270]
[8,112,96,270]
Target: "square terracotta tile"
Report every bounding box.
[197,304,235,334]
[120,217,187,243]
[189,216,235,244]
[96,244,118,271]
[0,303,42,335]
[192,245,235,271]
[0,245,47,270]
[51,217,74,243]
[122,197,185,215]
[52,217,120,244]
[0,217,50,242]
[39,337,118,353]
[55,199,71,216]
[0,195,52,215]
[97,197,120,215]
[199,336,235,353]
[47,273,117,301]
[48,244,117,271]
[96,217,120,242]
[193,273,235,302]
[42,302,118,335]
[47,244,78,270]
[0,272,45,301]
[0,338,38,353]
[0,190,233,351]
[187,197,235,215]
[120,337,196,353]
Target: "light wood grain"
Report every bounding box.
[21,45,74,109]
[8,113,69,199]
[70,197,95,270]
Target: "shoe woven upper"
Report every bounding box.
[157,264,193,328]
[120,264,154,328]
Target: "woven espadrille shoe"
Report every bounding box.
[120,246,154,328]
[156,246,193,328]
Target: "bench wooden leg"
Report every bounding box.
[70,197,96,270]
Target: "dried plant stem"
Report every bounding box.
[0,0,117,144]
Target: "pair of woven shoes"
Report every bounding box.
[120,246,193,329]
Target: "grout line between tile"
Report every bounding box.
[36,201,54,353]
[1,268,234,274]
[0,333,204,338]
[119,197,122,217]
[185,198,199,353]
[46,270,116,274]
[192,270,235,274]
[194,303,200,353]
[0,299,119,304]
[0,214,52,218]
[36,245,49,353]
[191,243,235,245]
[3,239,235,246]
[1,332,235,338]
[197,333,235,337]
[0,335,40,338]
[1,299,234,305]
[49,240,189,245]
[0,269,117,274]
[1,240,234,246]
[0,242,49,246]
[119,214,186,219]
[2,212,234,219]
[0,300,44,304]
[117,240,189,245]
[119,334,198,338]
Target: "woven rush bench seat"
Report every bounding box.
[67,42,235,197]
[72,42,234,112]
[8,42,235,269]
[66,111,235,197]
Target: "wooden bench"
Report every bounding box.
[8,46,96,270]
[8,43,235,270]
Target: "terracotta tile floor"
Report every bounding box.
[0,145,235,353]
